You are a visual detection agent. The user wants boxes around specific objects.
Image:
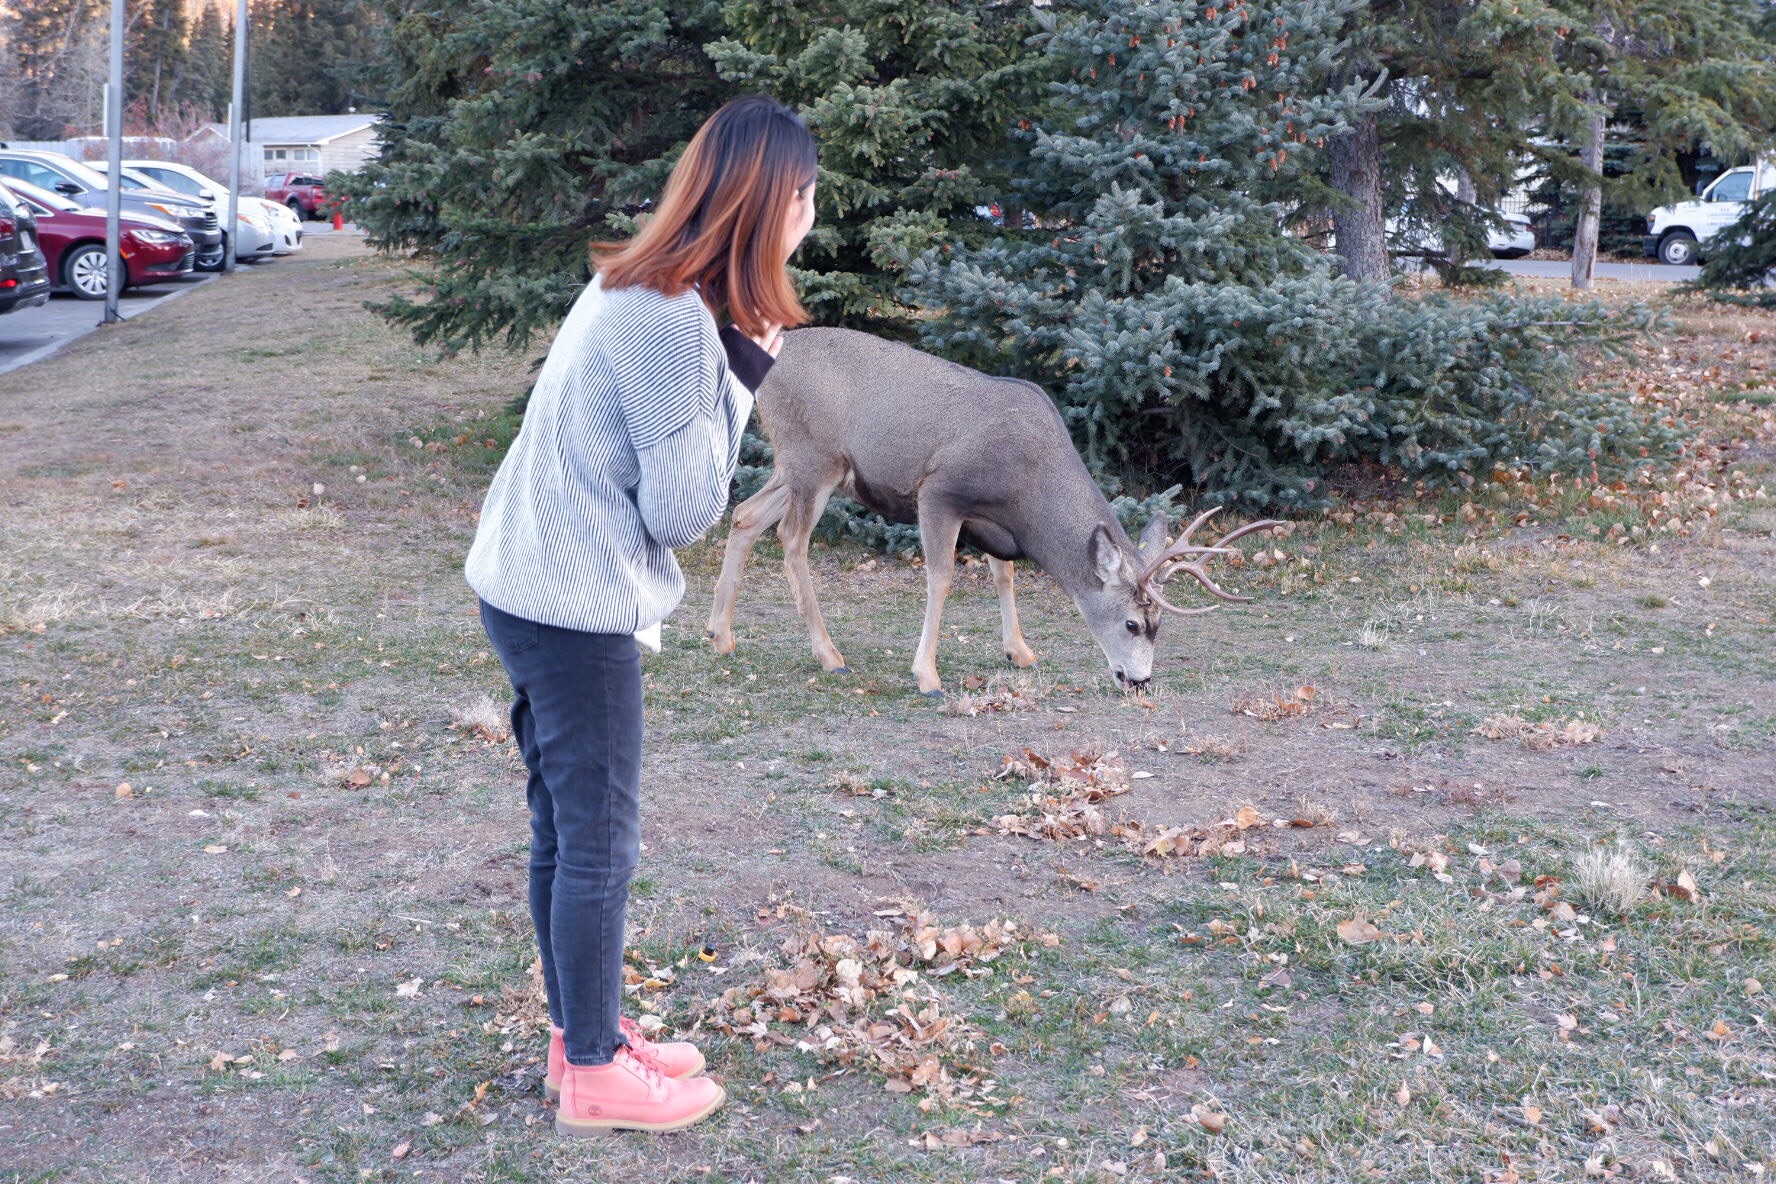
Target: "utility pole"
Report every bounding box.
[225,0,247,272]
[103,0,125,324]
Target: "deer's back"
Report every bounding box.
[760,327,1074,486]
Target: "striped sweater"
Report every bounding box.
[465,275,772,636]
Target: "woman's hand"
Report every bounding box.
[746,323,785,358]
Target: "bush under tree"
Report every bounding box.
[904,0,1674,509]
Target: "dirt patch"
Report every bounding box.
[3,239,1774,1181]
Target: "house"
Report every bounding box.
[191,114,381,183]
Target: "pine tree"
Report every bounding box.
[1691,188,1776,308]
[186,2,233,123]
[905,0,1672,508]
[1316,0,1776,286]
[251,0,388,117]
[335,0,737,352]
[127,0,190,124]
[705,0,1055,335]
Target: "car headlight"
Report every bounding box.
[129,229,185,245]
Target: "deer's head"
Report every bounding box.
[1077,509,1283,692]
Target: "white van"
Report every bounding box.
[1643,158,1774,266]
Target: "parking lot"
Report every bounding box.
[0,224,359,379]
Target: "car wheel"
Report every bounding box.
[64,243,114,300]
[288,199,305,221]
[1658,232,1698,267]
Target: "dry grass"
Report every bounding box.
[1572,844,1652,914]
[3,237,1774,1182]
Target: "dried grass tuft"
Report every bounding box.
[1572,845,1650,915]
[450,694,511,743]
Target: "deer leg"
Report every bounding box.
[989,556,1038,668]
[912,506,963,697]
[706,473,791,655]
[779,484,849,674]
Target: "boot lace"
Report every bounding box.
[618,1016,655,1048]
[619,1038,669,1088]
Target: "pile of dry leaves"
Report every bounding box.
[702,909,1035,1104]
[989,749,1324,863]
[942,675,1046,718]
[990,749,1132,842]
[1474,714,1603,750]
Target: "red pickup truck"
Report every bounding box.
[263,172,328,220]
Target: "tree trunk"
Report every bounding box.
[1450,169,1477,267]
[1328,111,1388,283]
[1571,104,1606,291]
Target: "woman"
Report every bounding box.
[465,95,817,1137]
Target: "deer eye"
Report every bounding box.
[1125,620,1141,635]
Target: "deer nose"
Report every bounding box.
[1115,671,1151,693]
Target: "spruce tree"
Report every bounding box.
[1691,188,1776,308]
[905,0,1670,508]
[1315,0,1776,285]
[186,2,232,123]
[705,0,1055,334]
[335,0,736,352]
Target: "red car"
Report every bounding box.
[1,177,195,300]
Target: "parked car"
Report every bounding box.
[1644,158,1775,266]
[120,159,301,255]
[0,180,52,314]
[0,176,194,300]
[91,159,275,261]
[264,172,330,220]
[0,149,223,270]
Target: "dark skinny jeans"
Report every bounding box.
[479,599,641,1067]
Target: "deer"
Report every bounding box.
[704,327,1283,696]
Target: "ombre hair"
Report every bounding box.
[593,95,817,338]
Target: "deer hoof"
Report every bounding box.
[832,666,852,675]
[921,688,945,700]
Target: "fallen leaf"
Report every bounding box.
[1337,918,1384,945]
[1394,1083,1411,1106]
[391,1140,410,1160]
[1672,869,1700,902]
[1189,1104,1227,1133]
[202,845,228,855]
[1523,1104,1543,1125]
[1234,805,1264,830]
[114,783,134,799]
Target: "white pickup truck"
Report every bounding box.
[1644,158,1774,266]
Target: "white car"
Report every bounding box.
[121,159,302,257]
[1643,158,1774,266]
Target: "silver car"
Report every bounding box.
[124,160,303,255]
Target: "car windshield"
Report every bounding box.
[131,165,209,197]
[41,155,112,191]
[1711,172,1752,203]
[1,176,84,213]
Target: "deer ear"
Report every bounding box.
[1089,525,1124,587]
[1137,512,1170,560]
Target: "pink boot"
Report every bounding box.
[546,1020,706,1101]
[555,1042,725,1136]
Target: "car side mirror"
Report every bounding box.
[56,181,81,195]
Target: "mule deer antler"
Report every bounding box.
[1138,507,1285,616]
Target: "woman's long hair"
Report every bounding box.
[593,95,817,338]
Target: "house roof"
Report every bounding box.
[195,114,380,146]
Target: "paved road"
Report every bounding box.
[0,273,217,379]
[1486,257,1700,283]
